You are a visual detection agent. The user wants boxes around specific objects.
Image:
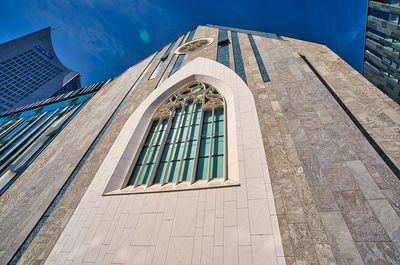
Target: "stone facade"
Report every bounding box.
[1,25,400,265]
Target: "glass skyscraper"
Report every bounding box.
[363,0,400,103]
[0,27,81,113]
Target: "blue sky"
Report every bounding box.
[0,0,367,86]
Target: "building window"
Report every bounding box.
[248,34,270,82]
[149,40,178,80]
[231,31,247,83]
[128,81,225,188]
[216,30,230,67]
[169,28,197,77]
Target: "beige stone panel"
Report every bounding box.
[203,210,215,236]
[131,213,157,245]
[224,226,239,265]
[171,196,198,236]
[247,178,267,199]
[251,235,277,265]
[192,227,203,265]
[165,237,194,265]
[248,199,273,235]
[151,220,172,265]
[111,228,135,264]
[237,208,251,246]
[239,245,253,265]
[201,237,214,265]
[213,246,223,265]
[215,218,224,246]
[124,246,148,265]
[223,201,237,227]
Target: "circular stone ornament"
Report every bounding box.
[174,38,214,54]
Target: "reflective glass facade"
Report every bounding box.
[0,93,93,194]
[364,0,400,103]
[0,27,81,112]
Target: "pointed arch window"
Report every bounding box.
[128,82,226,188]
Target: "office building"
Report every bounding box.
[364,0,400,103]
[0,27,81,113]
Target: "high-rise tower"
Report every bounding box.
[363,0,400,103]
[0,27,81,113]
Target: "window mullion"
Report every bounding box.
[133,119,161,188]
[207,107,215,181]
[176,101,195,184]
[146,109,174,187]
[223,103,227,181]
[190,92,206,184]
[162,102,186,185]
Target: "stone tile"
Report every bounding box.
[319,211,364,265]
[334,190,389,242]
[203,210,215,236]
[213,246,223,265]
[382,189,400,217]
[322,165,358,192]
[214,218,224,246]
[345,160,385,200]
[165,237,194,265]
[151,220,172,265]
[223,201,237,227]
[237,208,251,246]
[314,244,336,265]
[246,178,267,199]
[171,196,198,236]
[310,185,339,212]
[201,237,213,265]
[251,235,277,265]
[301,157,328,187]
[356,242,400,265]
[224,226,238,265]
[124,246,148,265]
[287,223,319,265]
[192,227,203,265]
[248,199,272,235]
[282,195,306,224]
[369,199,400,251]
[239,245,253,265]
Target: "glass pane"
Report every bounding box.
[212,136,224,156]
[186,140,197,159]
[139,163,154,185]
[199,139,210,157]
[167,162,180,182]
[196,157,209,180]
[214,121,224,136]
[202,122,212,137]
[214,109,224,121]
[154,162,168,183]
[203,111,212,123]
[181,159,194,181]
[211,155,224,179]
[129,165,142,185]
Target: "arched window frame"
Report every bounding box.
[103,57,269,195]
[128,81,227,189]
